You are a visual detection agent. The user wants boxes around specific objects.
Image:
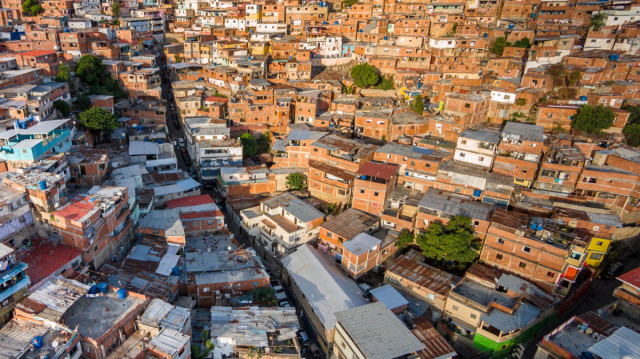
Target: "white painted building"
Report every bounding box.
[454,128,501,168]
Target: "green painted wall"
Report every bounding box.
[472,312,556,358]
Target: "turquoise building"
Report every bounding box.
[0,119,74,163]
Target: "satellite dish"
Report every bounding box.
[227,246,232,251]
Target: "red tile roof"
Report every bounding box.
[205,96,230,104]
[357,162,398,180]
[179,210,224,220]
[18,238,83,286]
[618,266,640,289]
[19,50,57,57]
[53,197,95,221]
[165,195,215,209]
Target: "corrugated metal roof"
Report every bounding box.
[480,302,540,333]
[282,245,367,330]
[588,327,640,359]
[334,302,425,359]
[342,232,381,256]
[369,285,408,310]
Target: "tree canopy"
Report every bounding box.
[411,95,425,115]
[350,63,379,88]
[396,230,415,249]
[240,133,258,158]
[490,37,509,56]
[590,13,607,30]
[22,0,43,16]
[79,107,119,133]
[76,55,107,86]
[624,123,640,147]
[53,100,71,117]
[571,104,615,134]
[286,173,307,191]
[512,37,531,48]
[415,216,479,268]
[55,63,71,83]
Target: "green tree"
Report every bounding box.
[55,63,71,83]
[568,70,581,86]
[256,132,271,154]
[590,13,607,30]
[396,229,415,249]
[343,0,358,6]
[22,0,43,15]
[375,75,394,90]
[546,63,566,86]
[240,133,258,158]
[515,98,527,107]
[624,123,640,147]
[411,95,424,115]
[571,104,615,134]
[512,37,531,48]
[79,107,119,142]
[75,95,91,111]
[286,172,307,190]
[350,63,379,88]
[490,37,511,56]
[111,0,121,17]
[76,55,106,86]
[623,104,640,125]
[53,100,71,117]
[415,215,478,269]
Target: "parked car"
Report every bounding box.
[178,138,185,147]
[603,261,624,279]
[279,300,290,307]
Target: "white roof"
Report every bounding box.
[588,327,640,359]
[129,140,160,156]
[149,328,189,357]
[282,245,367,331]
[0,243,13,258]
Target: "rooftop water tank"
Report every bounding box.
[579,96,587,101]
[31,336,43,349]
[97,282,108,294]
[38,180,47,191]
[117,288,127,299]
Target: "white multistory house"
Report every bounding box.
[454,128,501,168]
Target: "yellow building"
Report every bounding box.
[586,236,611,268]
[251,43,270,55]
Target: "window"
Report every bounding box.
[596,241,604,246]
[590,253,603,260]
[570,252,582,260]
[373,192,379,197]
[359,189,365,194]
[464,103,470,108]
[547,271,555,278]
[461,140,467,145]
[459,152,466,158]
[523,246,531,253]
[470,313,477,319]
[497,238,505,244]
[496,254,503,260]
[207,220,214,225]
[452,305,459,311]
[519,262,527,269]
